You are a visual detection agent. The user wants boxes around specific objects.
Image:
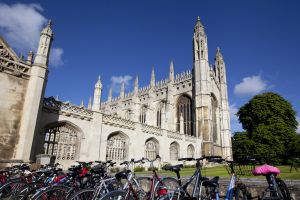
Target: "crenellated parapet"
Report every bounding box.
[43,97,93,121]
[141,124,163,136]
[167,130,183,140]
[102,114,135,130]
[174,70,192,83]
[0,43,31,79]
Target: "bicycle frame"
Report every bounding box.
[225,173,236,200]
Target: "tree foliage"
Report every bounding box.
[233,92,299,164]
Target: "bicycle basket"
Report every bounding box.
[225,161,256,176]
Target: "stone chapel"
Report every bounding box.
[0,17,232,167]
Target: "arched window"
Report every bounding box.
[211,95,218,143]
[156,102,164,127]
[125,109,131,120]
[170,142,179,161]
[140,105,147,124]
[145,138,159,160]
[43,123,80,161]
[176,95,193,136]
[187,144,195,158]
[106,132,127,161]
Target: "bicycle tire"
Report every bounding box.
[136,177,152,193]
[234,184,251,200]
[276,178,293,200]
[0,179,27,199]
[31,185,71,200]
[68,188,95,200]
[99,190,134,200]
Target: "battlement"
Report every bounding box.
[43,97,93,120]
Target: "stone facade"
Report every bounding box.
[0,17,232,167]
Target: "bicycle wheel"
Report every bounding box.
[68,188,95,200]
[31,185,71,200]
[136,177,152,193]
[99,190,133,200]
[276,178,293,200]
[0,179,27,199]
[234,184,251,200]
[156,177,181,200]
[18,181,44,200]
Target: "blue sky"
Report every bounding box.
[0,0,299,133]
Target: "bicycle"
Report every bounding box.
[253,161,293,200]
[223,158,256,200]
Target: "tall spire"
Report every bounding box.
[134,76,139,94]
[108,86,112,101]
[150,67,155,87]
[92,76,102,111]
[215,47,223,61]
[88,96,92,109]
[120,81,125,98]
[80,100,84,107]
[34,19,54,66]
[194,16,205,34]
[169,61,174,82]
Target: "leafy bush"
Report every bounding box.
[134,166,145,172]
[148,166,158,171]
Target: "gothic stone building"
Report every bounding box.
[0,17,232,167]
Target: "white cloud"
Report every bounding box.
[0,3,64,67]
[49,48,64,67]
[234,75,267,97]
[0,3,46,52]
[229,104,243,133]
[110,75,133,93]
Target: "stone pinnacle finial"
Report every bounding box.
[194,16,204,33]
[120,81,125,98]
[48,19,52,27]
[88,96,92,109]
[134,76,139,94]
[108,86,112,101]
[151,66,155,87]
[169,60,174,82]
[95,75,102,88]
[215,47,223,60]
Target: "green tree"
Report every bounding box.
[234,92,298,163]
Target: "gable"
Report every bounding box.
[0,36,19,62]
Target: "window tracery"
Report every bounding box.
[106,133,127,161]
[170,142,179,161]
[187,144,195,158]
[145,138,159,160]
[176,95,193,136]
[43,123,79,160]
[211,95,218,143]
[140,106,147,124]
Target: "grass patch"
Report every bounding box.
[136,165,300,180]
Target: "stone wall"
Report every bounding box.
[0,72,28,160]
[218,178,300,199]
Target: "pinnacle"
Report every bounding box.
[48,19,52,27]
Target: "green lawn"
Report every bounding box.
[136,165,300,180]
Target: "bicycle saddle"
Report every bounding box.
[202,176,219,188]
[162,164,183,172]
[115,170,131,179]
[252,164,280,176]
